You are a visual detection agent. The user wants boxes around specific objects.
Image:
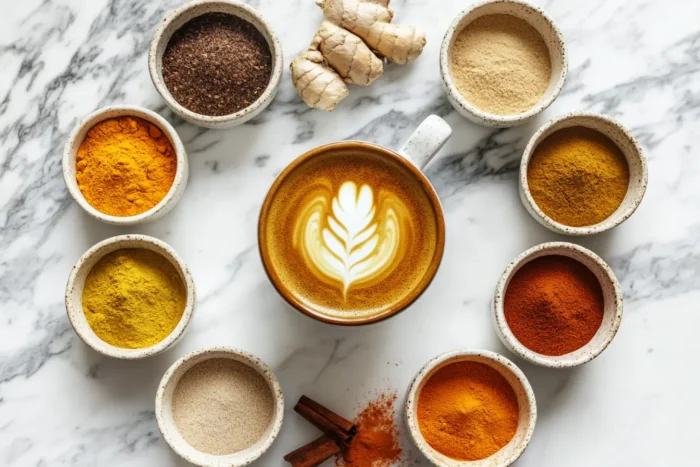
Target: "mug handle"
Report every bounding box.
[398,115,452,170]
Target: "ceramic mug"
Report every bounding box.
[259,115,452,325]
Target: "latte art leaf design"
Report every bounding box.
[294,181,408,298]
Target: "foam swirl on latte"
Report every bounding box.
[260,148,441,319]
[293,181,411,298]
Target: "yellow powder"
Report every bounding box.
[82,248,186,349]
[449,14,552,115]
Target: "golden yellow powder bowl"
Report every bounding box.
[65,234,196,359]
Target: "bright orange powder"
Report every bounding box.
[76,116,176,217]
[417,361,519,461]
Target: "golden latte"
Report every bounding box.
[261,146,442,320]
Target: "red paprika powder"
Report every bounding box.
[504,255,604,356]
[336,393,403,467]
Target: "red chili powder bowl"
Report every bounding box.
[503,254,605,356]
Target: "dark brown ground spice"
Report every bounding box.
[162,12,272,116]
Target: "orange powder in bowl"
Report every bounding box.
[417,361,519,461]
[76,116,177,217]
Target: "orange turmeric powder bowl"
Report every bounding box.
[63,105,188,225]
[405,350,536,467]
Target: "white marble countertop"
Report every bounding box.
[1,0,698,465]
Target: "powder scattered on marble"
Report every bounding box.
[336,392,404,467]
[449,14,552,115]
[172,358,274,455]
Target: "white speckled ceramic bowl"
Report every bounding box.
[440,0,567,127]
[155,347,284,467]
[62,105,188,226]
[149,0,283,129]
[520,112,648,235]
[406,349,537,467]
[65,234,195,359]
[493,242,623,368]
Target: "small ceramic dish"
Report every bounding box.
[65,234,195,359]
[62,105,188,225]
[406,349,537,467]
[149,0,283,128]
[520,112,648,235]
[155,347,284,467]
[440,0,567,127]
[493,242,623,368]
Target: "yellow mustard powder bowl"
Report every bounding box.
[65,234,195,359]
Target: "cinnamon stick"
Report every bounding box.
[284,435,340,467]
[299,395,357,435]
[295,400,354,446]
[285,396,358,466]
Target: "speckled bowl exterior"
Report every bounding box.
[519,112,648,235]
[440,0,567,127]
[493,242,623,368]
[149,0,283,129]
[155,347,284,467]
[405,349,537,467]
[65,235,196,359]
[62,105,188,225]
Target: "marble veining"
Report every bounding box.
[1,0,699,465]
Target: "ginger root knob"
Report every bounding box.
[316,21,383,86]
[291,0,425,111]
[317,0,426,64]
[290,49,349,112]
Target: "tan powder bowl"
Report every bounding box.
[440,0,568,127]
[155,347,284,466]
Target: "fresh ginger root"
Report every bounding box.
[316,21,383,86]
[291,0,426,111]
[290,49,350,111]
[317,0,426,64]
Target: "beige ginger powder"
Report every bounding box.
[449,14,552,115]
[172,358,274,455]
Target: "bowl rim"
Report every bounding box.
[154,346,285,467]
[257,141,446,327]
[65,234,196,359]
[61,105,188,225]
[492,241,624,368]
[519,112,649,235]
[439,0,568,127]
[148,0,284,126]
[405,349,537,466]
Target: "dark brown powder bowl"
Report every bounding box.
[148,0,283,128]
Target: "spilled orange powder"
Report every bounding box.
[336,393,403,467]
